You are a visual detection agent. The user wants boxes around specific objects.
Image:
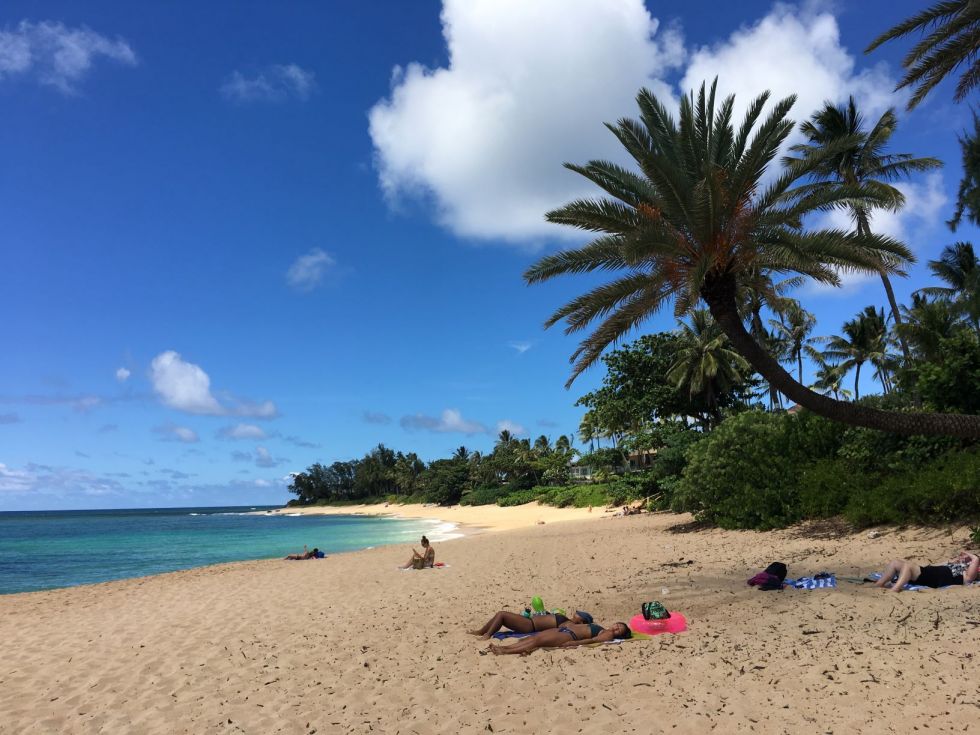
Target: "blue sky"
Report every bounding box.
[1,0,975,510]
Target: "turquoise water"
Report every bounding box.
[0,506,458,594]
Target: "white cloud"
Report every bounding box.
[149,350,278,417]
[369,0,684,242]
[286,249,335,291]
[369,1,908,244]
[508,341,533,355]
[150,351,224,415]
[496,419,527,436]
[680,3,899,141]
[220,63,316,103]
[254,446,284,468]
[0,20,136,94]
[218,423,267,440]
[115,367,130,382]
[153,423,200,443]
[0,463,34,493]
[400,408,489,435]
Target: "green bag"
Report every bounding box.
[641,601,670,621]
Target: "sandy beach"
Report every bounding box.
[2,508,979,734]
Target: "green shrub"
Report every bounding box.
[796,459,873,519]
[782,410,846,463]
[496,488,542,507]
[607,472,658,506]
[460,486,507,506]
[915,333,980,414]
[843,448,980,527]
[673,411,800,529]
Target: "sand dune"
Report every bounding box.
[1,510,978,734]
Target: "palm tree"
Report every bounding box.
[899,293,965,362]
[578,412,597,453]
[821,307,894,399]
[919,241,980,334]
[525,80,980,437]
[809,354,851,401]
[787,97,942,363]
[950,113,980,230]
[667,309,750,426]
[452,446,470,461]
[770,300,817,383]
[866,1,980,109]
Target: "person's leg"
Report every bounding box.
[489,629,566,655]
[873,560,904,588]
[890,561,920,593]
[471,611,534,639]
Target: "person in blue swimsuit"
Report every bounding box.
[488,621,631,655]
[469,610,595,639]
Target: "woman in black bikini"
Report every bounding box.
[488,621,631,655]
[874,550,980,592]
[469,610,594,640]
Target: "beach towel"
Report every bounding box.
[398,562,449,571]
[785,575,837,590]
[490,631,656,644]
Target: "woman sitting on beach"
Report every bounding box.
[489,621,631,655]
[400,536,435,569]
[284,545,320,560]
[469,610,595,640]
[874,550,980,592]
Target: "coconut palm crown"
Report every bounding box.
[525,80,980,438]
[786,97,942,362]
[866,0,980,109]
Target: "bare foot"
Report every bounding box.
[466,630,483,636]
[489,644,504,655]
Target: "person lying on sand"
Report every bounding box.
[285,545,320,560]
[489,621,631,655]
[874,550,980,591]
[400,535,435,569]
[468,609,595,640]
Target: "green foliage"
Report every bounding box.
[496,488,543,507]
[460,486,508,506]
[674,412,800,530]
[607,472,658,506]
[419,458,470,505]
[797,459,873,519]
[842,449,980,527]
[915,333,980,414]
[533,484,614,508]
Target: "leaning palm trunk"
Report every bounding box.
[702,273,980,437]
[859,215,912,364]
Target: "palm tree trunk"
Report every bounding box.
[879,271,911,363]
[797,353,803,384]
[854,362,861,402]
[858,215,911,364]
[702,273,980,438]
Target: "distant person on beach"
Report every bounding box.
[469,610,595,639]
[874,550,980,591]
[284,545,320,560]
[401,535,435,569]
[489,621,631,655]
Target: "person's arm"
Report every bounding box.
[963,552,980,583]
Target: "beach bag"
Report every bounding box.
[748,561,787,591]
[641,601,671,621]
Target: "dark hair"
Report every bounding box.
[312,548,319,554]
[421,536,429,546]
[616,622,632,639]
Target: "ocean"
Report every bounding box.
[0,506,460,595]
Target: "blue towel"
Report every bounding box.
[492,631,534,639]
[785,575,837,590]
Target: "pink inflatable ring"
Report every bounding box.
[629,611,687,636]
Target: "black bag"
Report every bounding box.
[763,562,787,581]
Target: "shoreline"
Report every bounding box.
[264,500,602,534]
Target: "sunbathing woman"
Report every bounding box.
[285,546,320,560]
[468,610,594,640]
[489,621,631,655]
[874,550,980,592]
